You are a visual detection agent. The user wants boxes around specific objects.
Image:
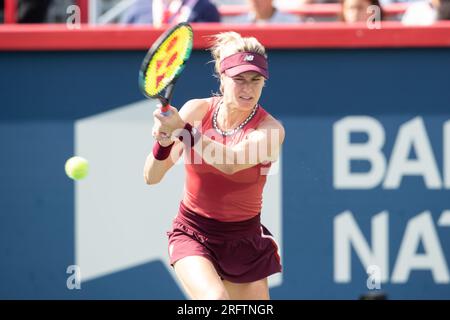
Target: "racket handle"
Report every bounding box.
[160,82,175,116]
[160,103,171,116]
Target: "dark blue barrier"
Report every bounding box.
[1,25,450,299]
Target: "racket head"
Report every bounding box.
[139,22,194,104]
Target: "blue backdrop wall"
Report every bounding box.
[0,48,449,299]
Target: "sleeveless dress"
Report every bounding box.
[167,97,282,283]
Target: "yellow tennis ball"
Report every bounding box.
[65,156,89,180]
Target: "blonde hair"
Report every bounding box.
[209,32,267,77]
[208,32,267,94]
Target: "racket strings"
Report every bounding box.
[144,26,193,96]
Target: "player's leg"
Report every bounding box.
[222,278,270,300]
[174,255,230,300]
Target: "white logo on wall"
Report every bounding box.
[333,116,450,190]
[334,210,450,284]
[74,100,283,296]
[333,116,450,284]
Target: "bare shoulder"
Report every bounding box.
[253,113,285,145]
[178,98,212,124]
[258,114,285,141]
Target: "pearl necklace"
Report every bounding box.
[212,101,259,136]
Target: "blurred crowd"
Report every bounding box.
[1,0,449,25]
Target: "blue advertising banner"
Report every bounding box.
[0,48,449,299]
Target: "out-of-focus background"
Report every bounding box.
[0,0,449,300]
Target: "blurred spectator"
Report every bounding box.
[438,0,450,19]
[0,0,4,23]
[299,0,339,4]
[18,0,52,23]
[401,0,441,25]
[376,0,412,5]
[227,0,301,23]
[1,0,52,23]
[297,0,340,22]
[121,0,220,25]
[340,0,384,22]
[300,0,406,4]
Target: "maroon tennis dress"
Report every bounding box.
[167,97,282,283]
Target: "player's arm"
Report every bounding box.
[143,99,209,185]
[143,140,183,185]
[195,116,285,175]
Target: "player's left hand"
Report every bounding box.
[153,105,186,136]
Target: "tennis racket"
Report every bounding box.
[139,22,194,116]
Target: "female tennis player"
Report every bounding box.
[144,32,285,300]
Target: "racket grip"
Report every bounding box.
[160,104,171,116]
